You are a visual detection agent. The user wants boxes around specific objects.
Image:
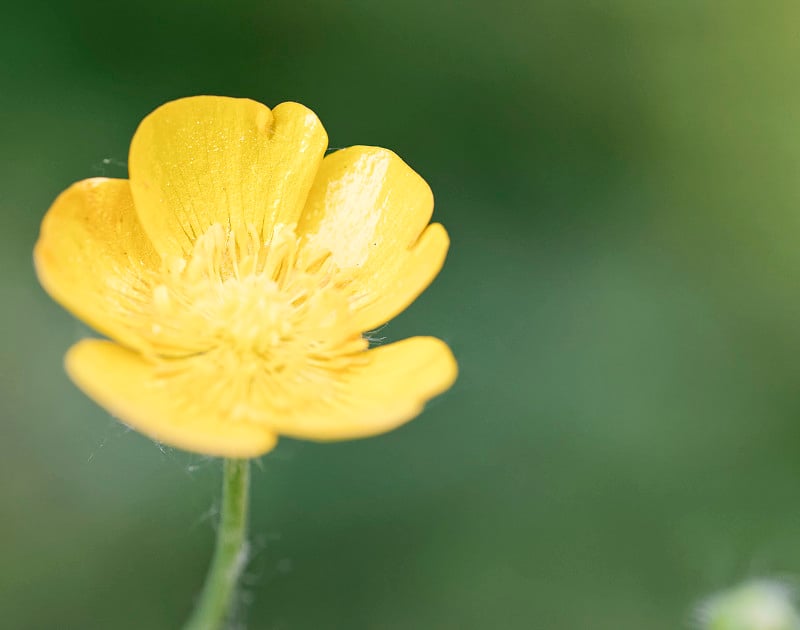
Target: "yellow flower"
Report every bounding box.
[34,96,457,458]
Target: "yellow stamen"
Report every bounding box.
[128,223,367,423]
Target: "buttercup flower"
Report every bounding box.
[34,96,457,458]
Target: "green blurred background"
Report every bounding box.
[4,1,800,628]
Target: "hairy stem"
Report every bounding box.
[183,459,250,630]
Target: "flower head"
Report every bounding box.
[34,96,457,457]
[697,580,800,630]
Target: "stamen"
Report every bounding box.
[124,223,367,422]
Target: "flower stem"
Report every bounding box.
[183,458,250,630]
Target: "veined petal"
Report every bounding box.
[33,178,160,351]
[349,223,450,332]
[298,146,447,330]
[262,337,457,441]
[129,96,328,258]
[66,340,278,458]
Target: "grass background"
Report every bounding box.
[4,1,800,628]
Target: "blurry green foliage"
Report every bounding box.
[4,1,800,628]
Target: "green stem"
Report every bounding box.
[183,459,250,630]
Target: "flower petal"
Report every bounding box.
[298,146,447,330]
[65,340,278,458]
[129,96,328,258]
[348,223,450,332]
[33,178,160,351]
[263,336,457,441]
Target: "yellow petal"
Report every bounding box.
[65,340,278,458]
[263,337,457,441]
[298,146,447,330]
[129,96,328,258]
[33,178,160,351]
[349,223,450,332]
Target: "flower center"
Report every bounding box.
[132,223,366,421]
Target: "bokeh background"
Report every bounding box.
[4,1,800,628]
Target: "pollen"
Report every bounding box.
[133,223,367,422]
